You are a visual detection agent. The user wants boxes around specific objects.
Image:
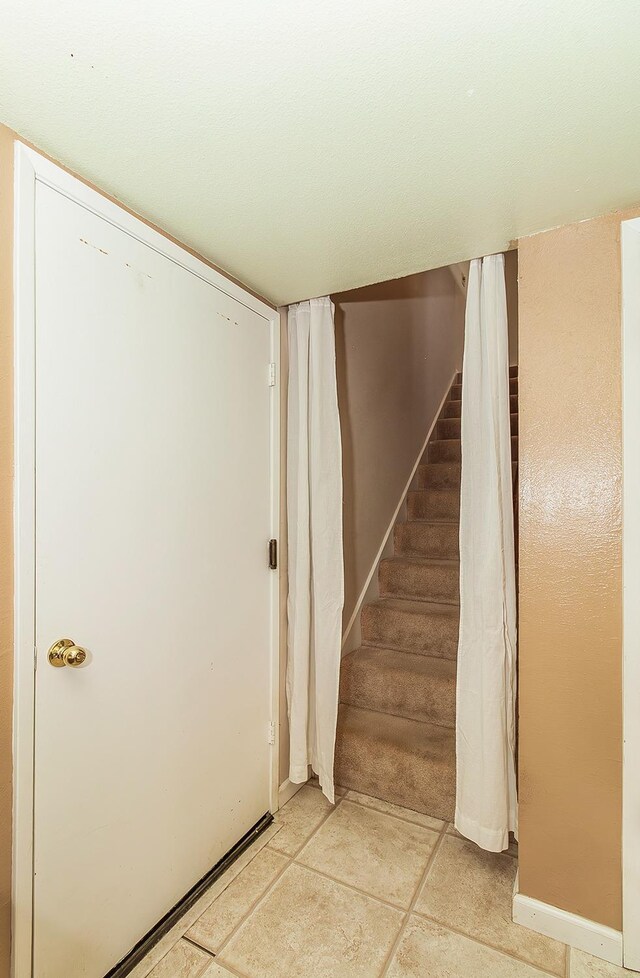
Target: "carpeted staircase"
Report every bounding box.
[334,366,518,821]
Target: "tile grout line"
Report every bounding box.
[198,849,294,960]
[180,935,215,960]
[378,819,450,978]
[190,797,524,971]
[411,907,566,978]
[204,953,254,978]
[207,793,346,963]
[198,788,444,967]
[312,796,443,843]
[139,788,533,978]
[380,823,563,978]
[292,859,411,914]
[143,935,214,978]
[135,825,283,978]
[444,825,518,859]
[267,789,345,860]
[339,792,447,834]
[144,788,340,974]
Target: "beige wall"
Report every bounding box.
[517,205,640,930]
[0,124,14,978]
[334,267,465,631]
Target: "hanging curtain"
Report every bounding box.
[455,255,518,852]
[286,296,344,804]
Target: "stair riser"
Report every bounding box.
[340,657,456,727]
[379,560,459,603]
[361,604,459,659]
[407,490,459,521]
[451,377,518,399]
[394,522,458,559]
[427,435,518,463]
[444,393,518,419]
[417,461,517,489]
[438,414,518,440]
[334,708,456,821]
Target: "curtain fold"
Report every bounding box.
[286,296,344,804]
[455,255,518,852]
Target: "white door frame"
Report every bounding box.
[622,215,640,972]
[11,143,281,978]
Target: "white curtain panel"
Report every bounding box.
[286,296,344,804]
[455,255,518,852]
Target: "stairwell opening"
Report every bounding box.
[330,252,519,825]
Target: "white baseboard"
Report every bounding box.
[340,370,459,656]
[277,777,306,809]
[512,885,623,967]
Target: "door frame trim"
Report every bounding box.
[622,215,640,972]
[11,143,281,978]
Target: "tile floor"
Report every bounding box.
[133,782,633,978]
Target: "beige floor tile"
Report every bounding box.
[446,822,518,856]
[146,939,212,978]
[201,964,236,978]
[219,862,404,978]
[386,916,554,978]
[297,799,438,909]
[308,774,347,797]
[571,948,635,977]
[128,824,281,978]
[415,834,566,975]
[346,790,445,831]
[186,846,287,951]
[268,783,335,856]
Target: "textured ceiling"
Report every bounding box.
[1,1,639,305]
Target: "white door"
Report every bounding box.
[26,174,276,977]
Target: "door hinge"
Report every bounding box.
[268,362,276,387]
[269,538,278,569]
[268,721,276,746]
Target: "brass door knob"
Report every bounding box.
[48,638,88,668]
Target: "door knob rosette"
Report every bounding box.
[48,638,88,668]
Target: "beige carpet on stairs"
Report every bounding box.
[334,365,518,822]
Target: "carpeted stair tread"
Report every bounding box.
[379,555,459,603]
[437,413,518,440]
[416,460,517,490]
[407,488,460,521]
[451,376,517,399]
[444,393,518,419]
[416,461,461,489]
[428,434,518,463]
[334,704,456,821]
[340,646,456,727]
[361,598,459,658]
[394,520,458,559]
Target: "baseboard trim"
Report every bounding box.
[278,777,306,808]
[512,885,623,967]
[340,369,459,653]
